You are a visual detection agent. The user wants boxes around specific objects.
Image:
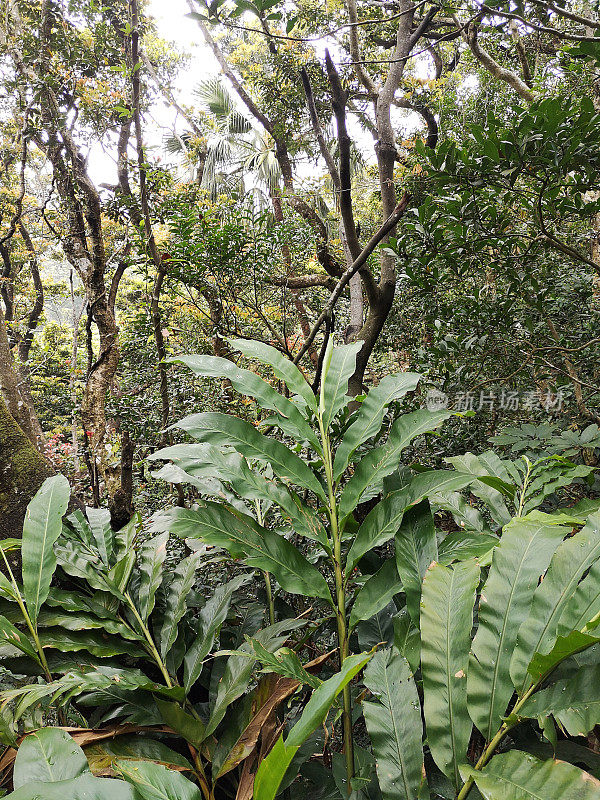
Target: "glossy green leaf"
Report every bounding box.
[184,573,251,692]
[519,664,600,735]
[207,619,307,736]
[526,630,600,685]
[438,530,498,566]
[22,475,70,625]
[155,699,205,749]
[446,452,513,526]
[84,735,192,774]
[467,515,567,741]
[235,639,320,688]
[173,412,326,500]
[135,533,168,622]
[170,354,318,449]
[421,560,479,788]
[13,728,91,788]
[510,512,600,695]
[319,340,362,430]
[340,410,453,521]
[87,507,113,567]
[117,759,201,800]
[557,559,600,635]
[229,337,317,412]
[363,649,424,800]
[0,615,39,663]
[167,503,332,603]
[395,499,437,625]
[469,750,600,799]
[254,735,299,800]
[5,775,139,800]
[333,373,420,480]
[393,609,420,673]
[346,471,475,574]
[35,610,143,641]
[159,551,201,659]
[349,558,402,631]
[36,628,145,658]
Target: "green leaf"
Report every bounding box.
[22,475,70,625]
[236,639,320,688]
[159,551,202,660]
[169,354,319,449]
[333,373,420,480]
[519,664,600,736]
[421,560,479,788]
[36,628,145,658]
[117,759,202,800]
[135,534,169,623]
[510,512,600,696]
[340,410,453,520]
[446,452,513,526]
[86,508,114,567]
[467,515,567,741]
[167,503,332,604]
[319,341,362,430]
[254,651,371,800]
[35,610,143,641]
[438,530,498,566]
[254,735,299,800]
[13,728,91,788]
[173,412,326,501]
[349,558,402,631]
[5,775,139,800]
[0,615,40,663]
[395,499,437,625]
[393,609,420,673]
[207,619,307,737]
[155,699,205,750]
[184,573,252,692]
[229,337,317,412]
[84,735,192,774]
[363,650,425,800]
[347,471,475,574]
[469,750,600,800]
[526,630,600,685]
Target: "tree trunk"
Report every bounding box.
[0,393,53,547]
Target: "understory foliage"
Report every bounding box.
[2,344,600,799]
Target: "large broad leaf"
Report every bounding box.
[117,759,201,800]
[150,444,329,550]
[346,471,475,574]
[135,534,169,623]
[5,775,139,800]
[526,630,600,685]
[339,410,453,521]
[393,608,421,673]
[229,337,318,413]
[395,499,437,625]
[87,508,114,567]
[22,475,70,625]
[155,700,205,750]
[254,652,372,800]
[184,573,252,692]
[510,512,600,696]
[207,619,307,737]
[446,452,514,527]
[363,649,425,800]
[159,551,202,660]
[438,530,498,566]
[557,560,600,635]
[319,340,362,430]
[467,515,567,741]
[421,560,479,788]
[169,354,319,449]
[84,735,192,774]
[333,373,420,480]
[0,615,40,663]
[349,558,402,631]
[166,503,332,603]
[13,728,91,788]
[172,412,326,501]
[430,489,489,533]
[468,750,600,799]
[518,664,600,736]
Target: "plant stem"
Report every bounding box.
[0,548,52,681]
[255,502,275,626]
[319,416,354,792]
[125,593,173,688]
[455,682,539,799]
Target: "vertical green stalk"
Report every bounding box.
[0,548,52,681]
[125,593,173,688]
[255,502,275,626]
[319,416,354,792]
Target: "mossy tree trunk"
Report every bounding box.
[0,393,53,549]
